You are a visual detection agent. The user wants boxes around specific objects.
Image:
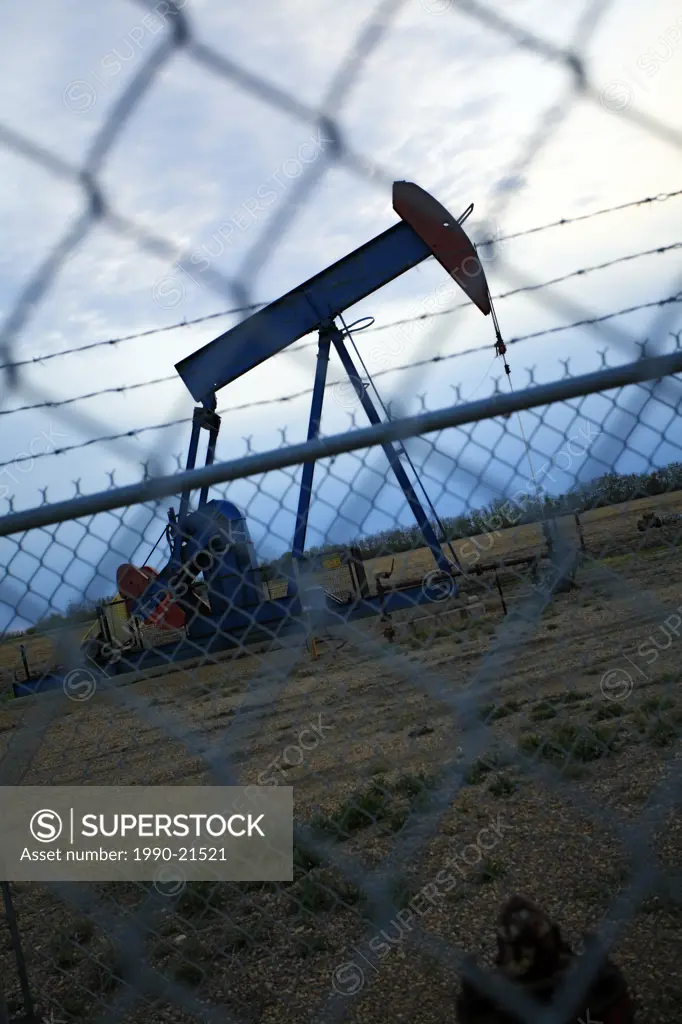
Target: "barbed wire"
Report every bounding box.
[2,242,680,428]
[2,188,679,382]
[2,347,682,535]
[1,294,679,477]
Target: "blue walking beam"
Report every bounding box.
[175,181,490,404]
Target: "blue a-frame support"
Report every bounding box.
[291,323,452,574]
[292,328,331,561]
[331,326,452,572]
[173,181,493,584]
[171,399,221,570]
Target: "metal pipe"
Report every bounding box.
[175,409,203,562]
[1,882,35,1023]
[2,350,682,538]
[19,645,30,682]
[198,420,220,508]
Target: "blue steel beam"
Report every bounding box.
[175,220,432,403]
[292,330,332,561]
[173,409,203,565]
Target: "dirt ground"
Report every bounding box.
[0,497,680,1023]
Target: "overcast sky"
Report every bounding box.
[0,0,681,627]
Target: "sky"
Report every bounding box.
[0,0,681,628]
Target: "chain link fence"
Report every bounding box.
[1,0,682,1022]
[1,353,682,1024]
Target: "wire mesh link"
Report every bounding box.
[1,355,681,1024]
[1,0,682,1021]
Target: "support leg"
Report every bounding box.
[199,417,220,508]
[292,330,332,561]
[174,409,203,565]
[331,329,454,578]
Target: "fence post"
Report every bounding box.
[574,511,586,552]
[0,982,9,1024]
[1,881,36,1023]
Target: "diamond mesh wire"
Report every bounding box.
[1,1,681,1022]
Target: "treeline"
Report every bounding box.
[2,598,100,642]
[296,464,682,562]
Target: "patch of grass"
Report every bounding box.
[85,945,128,993]
[465,757,497,785]
[519,722,624,766]
[171,941,206,986]
[648,719,677,748]
[456,792,474,814]
[310,778,392,838]
[563,690,590,705]
[226,916,271,951]
[630,698,680,747]
[293,875,340,915]
[58,997,88,1019]
[384,807,409,833]
[67,917,95,943]
[656,667,681,684]
[293,841,322,879]
[543,692,584,707]
[54,943,80,969]
[592,703,624,721]
[518,733,542,756]
[488,774,517,797]
[572,880,611,903]
[481,699,522,721]
[575,722,626,759]
[393,772,437,798]
[495,699,523,718]
[419,950,445,978]
[389,874,418,910]
[476,858,506,884]
[639,896,665,915]
[641,695,675,713]
[294,933,329,958]
[531,701,557,722]
[50,918,97,970]
[294,868,362,917]
[176,880,227,918]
